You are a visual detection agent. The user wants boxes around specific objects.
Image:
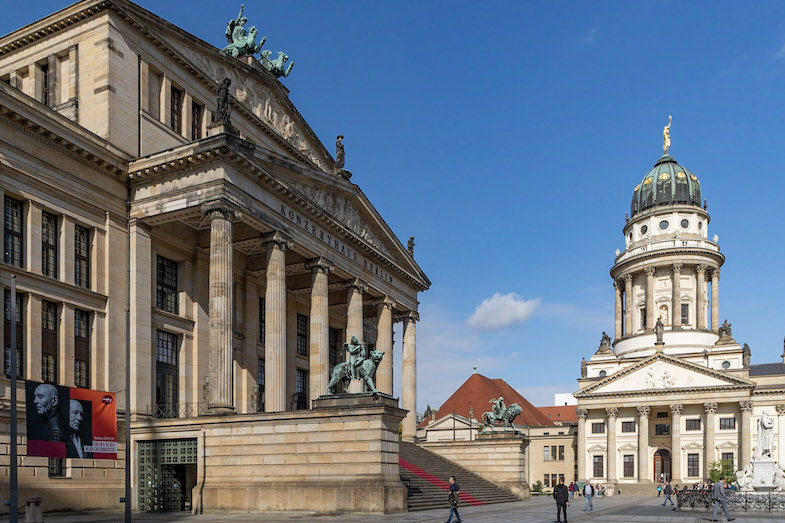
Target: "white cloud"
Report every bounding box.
[466,293,540,330]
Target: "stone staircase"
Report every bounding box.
[399,441,520,511]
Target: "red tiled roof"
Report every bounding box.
[420,373,555,429]
[537,406,578,424]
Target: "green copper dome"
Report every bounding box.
[630,155,702,217]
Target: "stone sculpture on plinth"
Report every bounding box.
[756,410,774,461]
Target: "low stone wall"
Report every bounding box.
[131,395,407,514]
[420,432,530,499]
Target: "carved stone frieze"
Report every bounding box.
[291,181,389,255]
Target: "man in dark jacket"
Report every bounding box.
[712,478,735,521]
[553,478,569,523]
[662,482,674,506]
[445,476,462,523]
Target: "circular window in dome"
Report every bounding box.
[641,225,648,235]
[659,220,669,230]
[722,360,731,370]
[599,370,607,378]
[676,171,686,179]
[680,219,689,229]
[659,173,669,181]
[643,177,653,186]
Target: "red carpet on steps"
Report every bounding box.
[398,458,485,506]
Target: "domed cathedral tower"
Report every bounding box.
[611,135,725,357]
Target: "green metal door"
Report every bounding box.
[137,438,197,512]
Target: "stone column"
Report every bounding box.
[704,402,717,480]
[671,403,683,483]
[606,407,618,482]
[206,205,235,413]
[638,405,650,482]
[577,408,588,480]
[306,257,332,406]
[672,263,683,329]
[624,274,633,336]
[263,231,291,412]
[740,400,753,468]
[129,219,152,417]
[711,269,720,331]
[777,405,785,466]
[346,279,368,393]
[696,265,707,330]
[645,267,656,331]
[374,297,396,395]
[614,281,622,339]
[401,311,419,443]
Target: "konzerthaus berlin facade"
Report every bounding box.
[0,0,429,513]
[575,138,785,492]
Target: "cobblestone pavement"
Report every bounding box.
[7,495,785,522]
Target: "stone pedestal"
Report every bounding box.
[752,459,777,492]
[207,121,236,136]
[313,392,398,410]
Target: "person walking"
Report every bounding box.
[662,482,674,506]
[553,478,569,523]
[568,481,575,500]
[712,478,735,522]
[445,475,462,523]
[583,481,594,512]
[657,483,662,497]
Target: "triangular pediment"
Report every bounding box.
[429,415,473,430]
[576,354,753,397]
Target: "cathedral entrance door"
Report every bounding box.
[653,449,671,483]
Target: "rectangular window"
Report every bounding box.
[74,225,89,288]
[74,310,89,388]
[551,474,557,487]
[623,454,635,477]
[155,331,178,418]
[296,313,308,356]
[558,445,565,461]
[4,196,23,267]
[295,369,307,410]
[591,422,605,434]
[156,256,178,313]
[681,303,690,325]
[41,63,50,106]
[543,446,550,461]
[656,411,669,418]
[170,87,182,133]
[41,212,58,278]
[192,102,203,140]
[641,307,647,329]
[543,474,550,487]
[48,457,64,478]
[621,421,635,433]
[687,453,699,477]
[4,290,23,378]
[720,417,736,430]
[258,297,265,343]
[256,358,265,412]
[42,301,58,384]
[655,423,670,435]
[686,418,701,431]
[721,452,734,471]
[329,327,339,367]
[148,70,161,120]
[593,455,604,478]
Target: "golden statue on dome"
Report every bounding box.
[663,115,672,154]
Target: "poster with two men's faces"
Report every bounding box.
[25,381,117,459]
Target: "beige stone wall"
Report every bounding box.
[131,402,407,514]
[526,426,577,489]
[421,434,529,499]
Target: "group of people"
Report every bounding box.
[657,478,736,521]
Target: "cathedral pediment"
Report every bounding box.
[576,354,753,397]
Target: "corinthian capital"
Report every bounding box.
[739,400,753,412]
[704,402,718,414]
[669,403,683,415]
[711,268,721,280]
[672,262,683,272]
[696,264,708,275]
[606,407,619,418]
[644,267,656,277]
[776,405,785,416]
[623,274,633,283]
[637,405,651,418]
[577,408,589,420]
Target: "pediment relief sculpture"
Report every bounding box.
[291,181,390,255]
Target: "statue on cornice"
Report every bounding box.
[408,236,415,256]
[580,357,587,378]
[718,319,733,341]
[215,77,233,126]
[663,115,672,155]
[655,318,664,344]
[260,50,295,78]
[335,135,345,170]
[743,343,751,368]
[223,5,266,58]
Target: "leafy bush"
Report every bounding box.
[708,459,736,483]
[532,480,543,493]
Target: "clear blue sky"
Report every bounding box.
[5,1,785,411]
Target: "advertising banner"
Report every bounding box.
[25,381,117,459]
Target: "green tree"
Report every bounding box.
[708,459,736,483]
[532,480,543,493]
